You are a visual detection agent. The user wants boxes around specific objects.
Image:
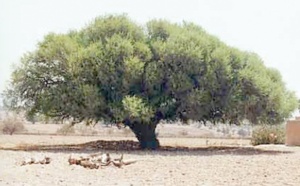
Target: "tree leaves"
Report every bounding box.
[122,96,154,123]
[3,15,298,125]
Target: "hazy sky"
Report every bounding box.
[1,0,300,98]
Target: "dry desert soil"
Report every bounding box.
[0,123,300,186]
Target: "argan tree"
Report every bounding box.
[3,15,298,149]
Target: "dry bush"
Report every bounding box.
[0,115,25,135]
[56,124,75,135]
[251,124,285,145]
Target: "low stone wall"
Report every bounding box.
[286,118,300,146]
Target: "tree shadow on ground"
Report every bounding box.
[0,140,293,156]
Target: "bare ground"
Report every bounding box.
[0,124,300,186]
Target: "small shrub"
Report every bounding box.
[251,124,285,145]
[0,115,25,135]
[56,124,75,135]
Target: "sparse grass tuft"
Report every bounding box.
[251,124,285,145]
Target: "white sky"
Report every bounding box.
[1,0,300,99]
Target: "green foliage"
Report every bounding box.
[251,124,285,145]
[3,14,298,129]
[122,96,154,122]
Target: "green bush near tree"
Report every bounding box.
[251,124,285,145]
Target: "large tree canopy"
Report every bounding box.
[3,15,298,149]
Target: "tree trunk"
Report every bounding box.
[121,120,157,149]
[128,120,159,149]
[122,112,163,150]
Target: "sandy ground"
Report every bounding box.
[1,146,300,186]
[0,123,300,186]
[0,135,250,149]
[0,135,300,186]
